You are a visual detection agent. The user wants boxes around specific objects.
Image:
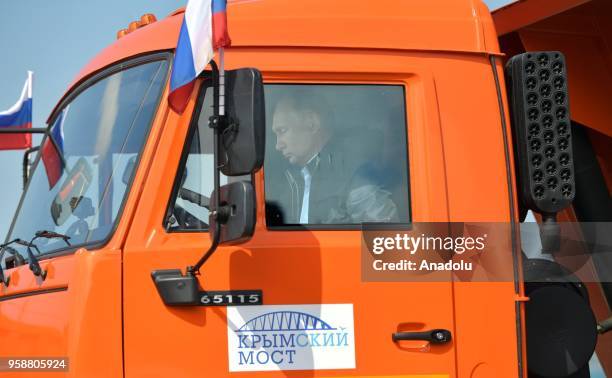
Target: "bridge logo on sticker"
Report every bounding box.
[227,304,355,372]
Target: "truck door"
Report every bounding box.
[123,77,455,377]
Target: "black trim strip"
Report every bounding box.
[0,286,67,302]
[490,55,524,378]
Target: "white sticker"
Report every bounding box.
[227,304,356,372]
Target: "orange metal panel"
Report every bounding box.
[0,250,123,378]
[431,54,523,378]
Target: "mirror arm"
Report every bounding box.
[188,221,221,276]
[188,59,224,276]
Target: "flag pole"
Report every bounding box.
[219,47,225,117]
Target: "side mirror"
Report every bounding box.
[209,181,255,244]
[151,67,263,306]
[220,68,265,176]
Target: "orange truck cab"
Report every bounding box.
[0,1,610,377]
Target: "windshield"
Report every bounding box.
[4,57,168,259]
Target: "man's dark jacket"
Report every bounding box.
[266,136,398,225]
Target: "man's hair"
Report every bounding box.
[273,87,335,129]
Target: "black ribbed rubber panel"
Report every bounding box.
[506,52,575,214]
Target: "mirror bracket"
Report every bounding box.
[212,205,232,224]
[209,115,239,165]
[208,114,236,131]
[151,269,199,306]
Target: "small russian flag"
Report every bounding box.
[0,71,33,150]
[41,106,68,189]
[212,0,231,49]
[169,0,231,113]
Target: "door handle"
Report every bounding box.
[392,329,452,344]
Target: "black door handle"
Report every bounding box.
[392,329,452,344]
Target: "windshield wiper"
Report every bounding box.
[12,231,71,282]
[0,239,28,286]
[34,230,71,246]
[0,242,12,286]
[15,238,47,280]
[0,231,71,285]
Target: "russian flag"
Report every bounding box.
[0,71,33,150]
[168,0,231,113]
[41,106,68,189]
[212,0,231,49]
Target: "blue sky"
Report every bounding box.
[0,0,520,240]
[485,0,516,10]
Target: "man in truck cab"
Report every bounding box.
[268,89,399,225]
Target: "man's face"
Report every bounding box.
[272,102,319,166]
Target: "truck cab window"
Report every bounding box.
[264,84,410,227]
[3,57,169,259]
[167,85,249,231]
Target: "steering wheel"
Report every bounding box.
[172,203,208,229]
